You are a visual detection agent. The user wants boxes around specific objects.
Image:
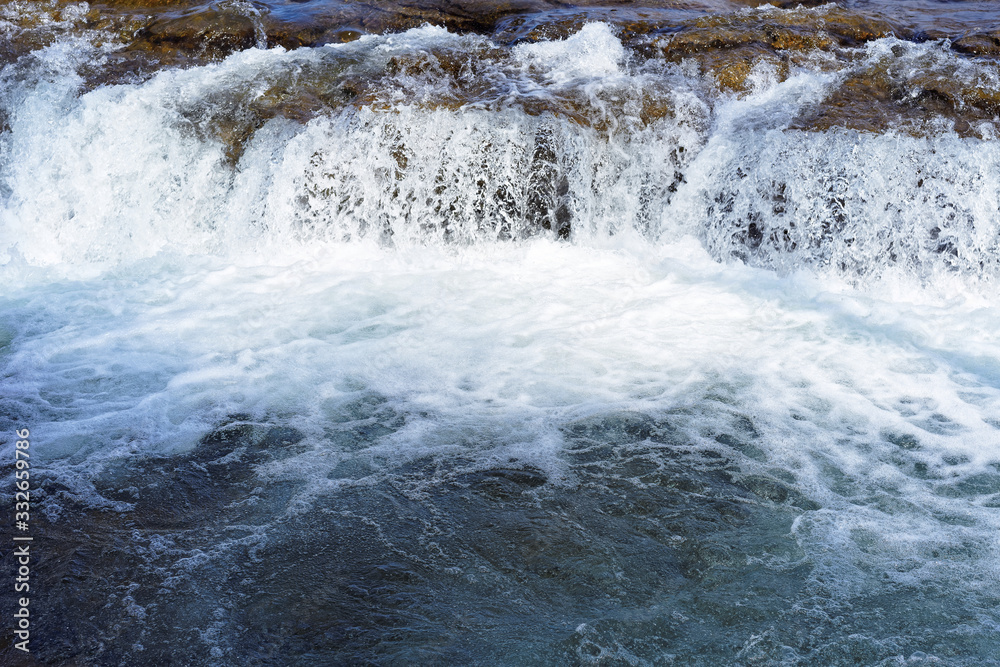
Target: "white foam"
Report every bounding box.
[2,24,1000,608]
[514,22,626,84]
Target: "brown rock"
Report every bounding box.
[703,46,789,92]
[651,6,897,60]
[135,8,259,58]
[952,33,1000,56]
[789,57,1000,139]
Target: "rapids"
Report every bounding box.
[2,3,1000,665]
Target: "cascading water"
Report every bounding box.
[2,1,1000,665]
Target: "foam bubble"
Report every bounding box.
[514,22,626,84]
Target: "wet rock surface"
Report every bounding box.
[3,0,1000,142]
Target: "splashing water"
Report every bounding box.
[2,12,1000,666]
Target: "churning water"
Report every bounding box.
[2,3,1000,664]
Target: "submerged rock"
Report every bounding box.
[8,408,829,664]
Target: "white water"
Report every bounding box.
[2,20,1000,664]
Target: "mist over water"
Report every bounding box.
[2,4,1000,665]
